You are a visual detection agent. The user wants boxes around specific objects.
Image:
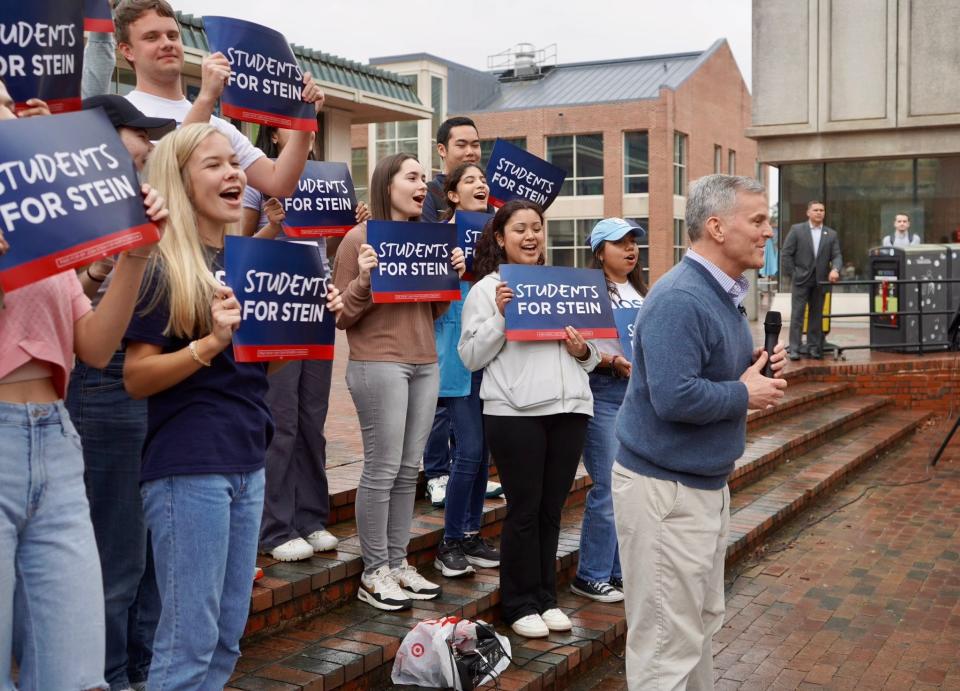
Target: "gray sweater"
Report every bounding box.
[615,258,753,490]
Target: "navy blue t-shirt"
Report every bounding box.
[125,248,274,483]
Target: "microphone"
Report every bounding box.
[762,311,781,378]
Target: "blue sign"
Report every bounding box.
[0,109,159,293]
[202,16,317,132]
[281,161,357,238]
[84,0,113,31]
[500,265,617,341]
[613,307,640,360]
[455,210,492,280]
[367,221,460,303]
[485,139,566,211]
[0,0,84,114]
[224,235,335,362]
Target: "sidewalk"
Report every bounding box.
[572,426,960,690]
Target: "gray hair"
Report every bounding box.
[685,174,766,243]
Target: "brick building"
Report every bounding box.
[353,39,759,282]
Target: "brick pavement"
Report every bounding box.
[571,428,960,690]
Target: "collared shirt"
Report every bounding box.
[685,248,750,307]
[809,224,823,257]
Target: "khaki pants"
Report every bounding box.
[611,463,730,691]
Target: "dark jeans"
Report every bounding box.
[790,281,824,352]
[66,351,160,690]
[423,405,452,479]
[443,370,488,540]
[484,413,588,624]
[260,359,333,551]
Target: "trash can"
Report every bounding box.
[868,245,949,352]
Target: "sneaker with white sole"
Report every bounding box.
[570,576,624,603]
[485,480,504,498]
[305,529,339,552]
[390,561,441,600]
[426,475,449,507]
[511,613,549,638]
[358,566,412,611]
[434,539,475,577]
[541,607,572,632]
[461,533,500,568]
[269,537,314,562]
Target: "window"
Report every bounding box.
[547,218,602,268]
[351,147,369,203]
[374,120,418,161]
[728,149,736,175]
[480,137,527,169]
[623,132,649,193]
[673,132,688,195]
[673,218,687,265]
[714,145,723,174]
[430,76,444,175]
[547,134,604,196]
[625,217,651,284]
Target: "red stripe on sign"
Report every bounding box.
[84,18,115,31]
[233,344,335,362]
[220,103,318,132]
[577,327,619,339]
[488,196,505,209]
[284,225,353,238]
[17,97,82,115]
[506,329,566,341]
[0,223,160,293]
[372,290,462,303]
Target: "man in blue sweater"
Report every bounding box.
[613,175,788,690]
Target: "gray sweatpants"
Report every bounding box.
[346,360,439,575]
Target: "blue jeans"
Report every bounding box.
[0,401,107,691]
[423,405,452,479]
[67,352,160,690]
[443,369,488,540]
[142,470,265,690]
[577,372,627,582]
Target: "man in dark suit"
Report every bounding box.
[781,201,842,359]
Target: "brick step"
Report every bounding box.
[746,380,850,429]
[725,408,932,564]
[730,395,890,492]
[246,466,592,639]
[231,402,931,691]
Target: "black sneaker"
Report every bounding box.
[610,576,623,590]
[570,576,624,603]
[434,539,475,577]
[461,534,500,568]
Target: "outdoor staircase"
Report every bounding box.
[226,379,934,691]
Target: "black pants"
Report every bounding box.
[484,413,589,624]
[790,280,824,353]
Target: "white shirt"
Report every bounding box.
[125,90,264,171]
[809,224,823,257]
[596,279,645,358]
[883,232,921,247]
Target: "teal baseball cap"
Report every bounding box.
[589,218,646,251]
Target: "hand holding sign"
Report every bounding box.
[18,99,51,119]
[211,285,243,347]
[198,52,233,104]
[357,243,379,283]
[563,326,589,359]
[451,247,466,278]
[495,281,513,316]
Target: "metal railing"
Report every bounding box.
[816,277,960,359]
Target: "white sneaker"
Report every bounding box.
[269,537,314,562]
[541,608,572,632]
[390,560,442,600]
[511,613,549,638]
[427,475,449,507]
[358,565,412,611]
[485,481,504,498]
[305,529,339,552]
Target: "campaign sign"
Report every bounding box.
[613,307,640,360]
[500,265,617,341]
[84,0,114,31]
[282,161,357,238]
[224,235,335,362]
[367,221,460,303]
[0,109,159,293]
[455,210,492,281]
[0,0,84,114]
[485,139,566,211]
[203,16,317,132]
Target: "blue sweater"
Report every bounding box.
[615,257,753,490]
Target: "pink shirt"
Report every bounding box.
[0,272,92,399]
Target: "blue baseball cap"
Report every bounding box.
[589,218,646,252]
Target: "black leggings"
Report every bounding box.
[484,413,589,624]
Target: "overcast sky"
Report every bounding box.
[175,0,754,87]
